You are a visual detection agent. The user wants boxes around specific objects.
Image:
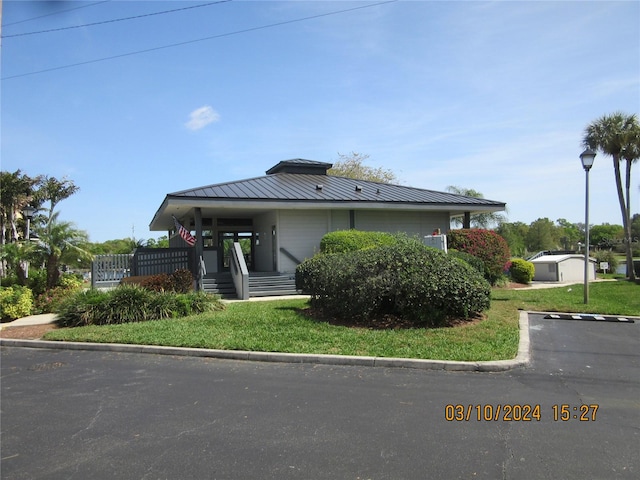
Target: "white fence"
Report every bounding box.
[91,254,133,289]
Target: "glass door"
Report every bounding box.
[218,231,253,271]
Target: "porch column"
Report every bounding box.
[463,212,471,229]
[194,208,203,288]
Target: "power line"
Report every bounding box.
[3,1,111,27]
[2,0,397,81]
[2,1,232,39]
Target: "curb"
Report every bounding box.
[0,312,531,372]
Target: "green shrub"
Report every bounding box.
[0,285,34,321]
[27,269,48,297]
[592,250,619,273]
[447,229,511,285]
[56,289,111,327]
[34,273,85,314]
[171,269,194,293]
[319,230,398,254]
[123,269,194,293]
[297,240,491,326]
[449,249,485,276]
[56,286,224,327]
[509,258,535,284]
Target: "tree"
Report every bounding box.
[447,186,507,228]
[328,152,398,184]
[556,218,583,251]
[32,214,91,289]
[584,112,640,281]
[0,170,39,244]
[632,214,640,243]
[526,218,559,252]
[35,176,80,226]
[589,223,624,250]
[496,221,529,257]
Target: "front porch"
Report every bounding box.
[91,244,301,300]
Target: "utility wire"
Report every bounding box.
[2,0,397,81]
[2,1,232,39]
[3,1,111,27]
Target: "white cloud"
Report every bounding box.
[185,105,220,131]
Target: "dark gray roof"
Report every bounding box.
[150,159,506,230]
[168,172,504,208]
[266,158,332,175]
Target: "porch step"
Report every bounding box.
[249,272,300,297]
[202,272,300,298]
[202,273,236,298]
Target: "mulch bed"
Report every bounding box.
[0,324,58,340]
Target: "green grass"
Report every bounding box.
[43,280,639,362]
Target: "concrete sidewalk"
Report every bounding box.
[0,313,58,329]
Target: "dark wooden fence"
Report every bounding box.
[92,248,196,289]
[130,247,195,276]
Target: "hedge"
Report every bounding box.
[297,240,491,326]
[319,230,398,254]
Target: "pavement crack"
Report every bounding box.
[497,423,514,480]
[71,401,104,439]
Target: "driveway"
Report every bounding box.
[1,313,638,479]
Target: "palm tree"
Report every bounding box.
[583,112,640,281]
[446,186,508,228]
[32,214,92,289]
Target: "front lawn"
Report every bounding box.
[43,280,639,362]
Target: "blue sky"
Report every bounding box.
[2,0,639,243]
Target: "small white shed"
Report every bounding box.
[531,254,597,283]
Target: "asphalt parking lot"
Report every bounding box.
[1,313,638,479]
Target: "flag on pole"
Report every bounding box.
[172,216,196,247]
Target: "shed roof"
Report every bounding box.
[532,254,596,263]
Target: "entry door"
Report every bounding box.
[218,232,253,271]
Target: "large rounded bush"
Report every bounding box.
[297,240,491,326]
[509,258,535,284]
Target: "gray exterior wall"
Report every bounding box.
[274,208,452,273]
[354,210,449,237]
[279,210,329,273]
[253,211,278,272]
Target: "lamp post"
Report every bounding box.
[580,148,596,304]
[21,206,36,278]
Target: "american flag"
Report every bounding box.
[173,216,196,247]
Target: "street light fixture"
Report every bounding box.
[22,206,36,240]
[580,148,596,304]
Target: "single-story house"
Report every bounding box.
[147,159,506,297]
[531,254,597,283]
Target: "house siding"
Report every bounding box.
[279,210,329,273]
[354,210,449,238]
[253,211,278,271]
[330,210,350,231]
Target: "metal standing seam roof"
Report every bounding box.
[167,173,505,207]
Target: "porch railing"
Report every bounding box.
[230,242,249,300]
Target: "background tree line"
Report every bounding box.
[496,217,640,258]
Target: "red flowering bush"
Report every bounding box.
[447,229,511,285]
